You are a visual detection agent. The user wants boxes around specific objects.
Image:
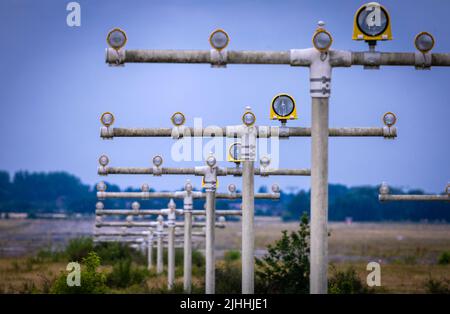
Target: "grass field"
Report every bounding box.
[0,218,449,293]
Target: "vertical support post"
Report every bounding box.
[310,97,329,294]
[157,235,163,274]
[147,233,153,270]
[242,160,255,294]
[168,224,175,290]
[183,195,193,293]
[205,189,216,294]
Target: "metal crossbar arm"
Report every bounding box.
[97,191,280,200]
[96,209,242,216]
[104,126,396,139]
[105,48,450,67]
[99,166,310,176]
[379,194,450,202]
[96,221,224,228]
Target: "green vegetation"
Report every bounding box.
[1,170,449,221]
[255,213,310,294]
[328,266,371,294]
[425,277,450,294]
[438,251,450,265]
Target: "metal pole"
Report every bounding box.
[157,235,163,274]
[205,190,216,294]
[168,224,175,289]
[310,97,329,294]
[379,194,450,202]
[183,204,193,293]
[242,160,255,294]
[147,234,153,270]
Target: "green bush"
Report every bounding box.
[438,251,450,265]
[106,259,149,288]
[215,261,242,294]
[328,266,370,294]
[255,213,310,294]
[65,237,94,262]
[94,242,145,265]
[224,250,241,262]
[51,252,107,294]
[425,277,450,294]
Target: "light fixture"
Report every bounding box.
[171,112,186,126]
[96,181,107,192]
[152,155,163,167]
[242,108,256,126]
[271,184,280,193]
[270,93,297,122]
[107,28,127,50]
[379,182,390,195]
[260,156,271,168]
[312,23,333,52]
[185,180,193,192]
[218,216,226,223]
[206,154,216,167]
[209,29,229,51]
[227,142,242,163]
[141,183,150,192]
[100,112,115,127]
[228,183,237,193]
[414,32,435,53]
[96,202,104,210]
[99,155,109,166]
[132,201,140,211]
[382,112,397,127]
[352,2,392,41]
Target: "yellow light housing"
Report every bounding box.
[352,2,392,41]
[270,93,297,121]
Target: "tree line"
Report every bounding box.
[0,170,448,222]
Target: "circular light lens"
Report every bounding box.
[99,155,109,166]
[415,32,435,53]
[229,143,241,161]
[107,28,127,50]
[209,29,229,50]
[132,201,140,210]
[383,112,397,127]
[141,183,150,192]
[171,112,186,126]
[218,216,226,223]
[356,5,389,37]
[271,184,280,193]
[100,112,114,127]
[242,112,256,126]
[206,155,216,167]
[379,182,390,195]
[185,181,193,192]
[313,30,333,52]
[96,181,107,192]
[272,94,295,118]
[152,155,163,167]
[260,156,271,168]
[96,202,104,210]
[228,184,237,193]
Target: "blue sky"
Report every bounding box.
[0,0,449,193]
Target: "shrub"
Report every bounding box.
[215,261,242,294]
[425,277,450,294]
[94,242,145,265]
[224,250,241,262]
[328,266,370,294]
[51,252,107,294]
[65,237,93,262]
[255,213,310,294]
[106,259,149,288]
[438,251,450,265]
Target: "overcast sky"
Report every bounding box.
[0,0,449,193]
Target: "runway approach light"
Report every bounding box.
[209,29,229,51]
[353,2,392,46]
[415,32,435,53]
[107,28,127,50]
[270,93,297,124]
[382,112,397,127]
[100,112,115,127]
[171,112,186,126]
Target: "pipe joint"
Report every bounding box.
[210,49,227,68]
